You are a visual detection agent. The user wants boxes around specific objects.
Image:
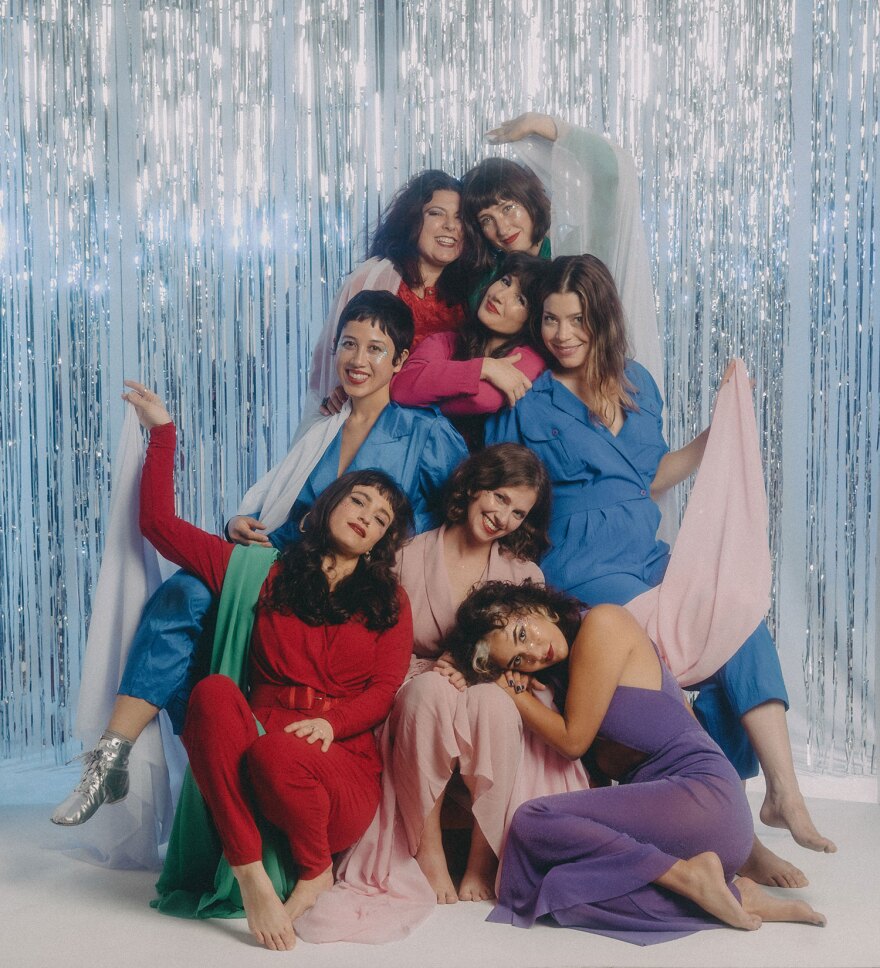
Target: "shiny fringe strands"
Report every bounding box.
[0,1,876,775]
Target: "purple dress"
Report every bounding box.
[488,659,754,945]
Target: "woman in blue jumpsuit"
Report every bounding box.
[485,255,836,878]
[53,290,467,827]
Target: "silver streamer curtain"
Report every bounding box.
[1,1,877,777]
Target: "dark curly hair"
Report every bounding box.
[440,580,583,685]
[461,158,551,275]
[443,444,551,561]
[368,169,467,306]
[455,252,546,362]
[260,470,413,631]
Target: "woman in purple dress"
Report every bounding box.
[443,582,827,945]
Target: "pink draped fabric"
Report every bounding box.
[625,359,771,686]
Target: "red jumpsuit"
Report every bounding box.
[140,423,413,878]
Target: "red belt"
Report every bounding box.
[249,683,342,713]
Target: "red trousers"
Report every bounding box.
[182,674,381,878]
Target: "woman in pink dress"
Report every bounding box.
[295,445,588,945]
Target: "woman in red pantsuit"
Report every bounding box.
[123,380,415,951]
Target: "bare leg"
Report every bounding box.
[655,852,761,931]
[739,833,808,888]
[415,793,458,904]
[233,861,296,951]
[737,876,826,925]
[283,864,334,922]
[741,700,836,852]
[107,694,161,743]
[458,823,497,901]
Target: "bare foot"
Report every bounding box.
[458,824,497,901]
[739,836,808,888]
[415,838,458,904]
[284,865,334,922]
[234,862,296,951]
[760,792,837,853]
[737,876,826,926]
[458,867,496,901]
[657,852,761,931]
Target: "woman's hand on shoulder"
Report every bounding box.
[320,385,349,416]
[285,717,335,752]
[433,652,467,692]
[227,515,271,546]
[480,354,533,407]
[122,380,172,429]
[486,113,558,144]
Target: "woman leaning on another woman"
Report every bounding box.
[443,581,826,945]
[485,253,836,888]
[390,251,547,447]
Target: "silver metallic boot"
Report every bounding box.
[50,735,132,826]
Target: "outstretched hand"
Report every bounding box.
[122,380,172,429]
[486,112,558,145]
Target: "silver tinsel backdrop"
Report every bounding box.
[0,0,877,778]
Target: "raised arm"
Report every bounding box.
[124,381,232,594]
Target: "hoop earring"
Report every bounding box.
[299,511,311,533]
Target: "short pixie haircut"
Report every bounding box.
[443,444,551,561]
[440,580,583,685]
[333,290,415,362]
[461,158,551,273]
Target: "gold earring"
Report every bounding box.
[299,511,311,533]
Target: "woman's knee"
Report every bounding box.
[186,674,243,723]
[466,682,522,730]
[391,671,459,730]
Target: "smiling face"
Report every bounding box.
[541,291,590,370]
[327,485,394,559]
[334,317,407,398]
[483,609,570,673]
[465,484,538,546]
[415,189,463,277]
[476,273,529,337]
[476,199,539,255]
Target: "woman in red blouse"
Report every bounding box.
[311,170,469,412]
[123,380,415,952]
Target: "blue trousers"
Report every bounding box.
[577,557,788,779]
[117,572,216,733]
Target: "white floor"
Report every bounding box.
[1,764,877,968]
